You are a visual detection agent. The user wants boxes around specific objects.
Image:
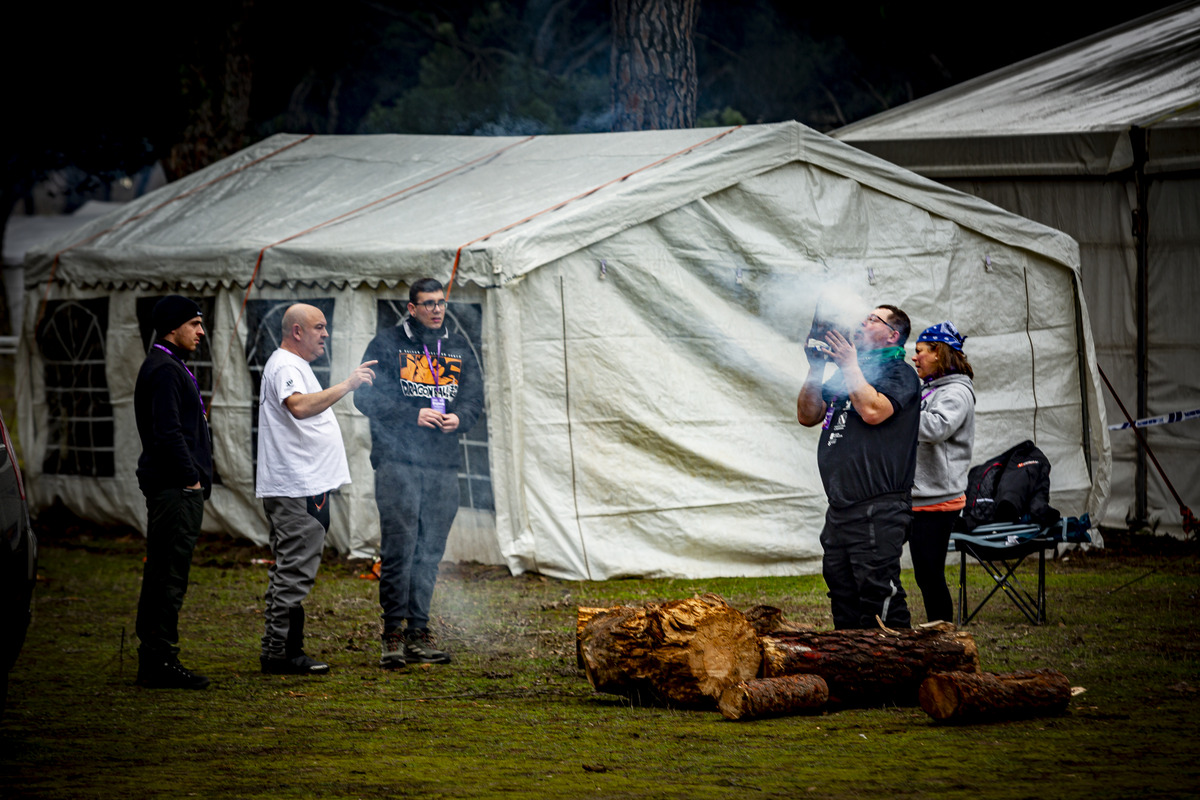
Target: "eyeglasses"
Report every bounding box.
[415,299,447,311]
[866,313,896,332]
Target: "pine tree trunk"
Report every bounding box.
[163,0,255,180]
[919,668,1072,722]
[761,628,980,706]
[611,0,699,130]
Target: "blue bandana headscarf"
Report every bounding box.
[917,320,966,351]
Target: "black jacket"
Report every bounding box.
[353,318,484,470]
[961,439,1059,531]
[134,340,213,498]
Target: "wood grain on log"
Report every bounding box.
[761,628,979,706]
[919,668,1072,722]
[578,594,761,708]
[576,607,608,669]
[718,674,829,721]
[743,605,812,636]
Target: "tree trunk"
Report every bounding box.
[919,668,1072,722]
[761,628,980,707]
[610,0,699,131]
[718,674,829,721]
[163,0,256,180]
[578,594,761,707]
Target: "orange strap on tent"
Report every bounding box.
[445,125,744,295]
[35,135,316,329]
[214,135,538,402]
[241,134,539,295]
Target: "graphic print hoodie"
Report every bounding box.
[353,317,484,470]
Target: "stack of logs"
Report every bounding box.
[577,594,1072,723]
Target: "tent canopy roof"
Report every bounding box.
[833,3,1200,176]
[26,121,1080,292]
[836,2,1200,140]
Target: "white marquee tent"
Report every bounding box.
[19,121,1110,579]
[833,1,1200,533]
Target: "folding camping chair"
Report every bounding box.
[950,521,1063,625]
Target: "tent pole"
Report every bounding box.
[1069,272,1093,478]
[1130,126,1150,528]
[559,275,591,580]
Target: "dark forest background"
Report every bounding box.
[4,0,1179,212]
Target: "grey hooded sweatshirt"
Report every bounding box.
[912,373,976,506]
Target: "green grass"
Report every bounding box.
[3,527,1199,799]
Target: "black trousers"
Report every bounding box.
[136,487,204,655]
[906,509,958,623]
[820,494,912,630]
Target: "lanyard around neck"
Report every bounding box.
[422,340,442,387]
[154,343,207,418]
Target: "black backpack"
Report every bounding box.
[960,440,1061,532]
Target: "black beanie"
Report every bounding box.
[153,295,203,337]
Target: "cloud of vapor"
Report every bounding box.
[755,273,872,349]
[811,286,871,341]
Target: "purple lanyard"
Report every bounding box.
[422,341,442,387]
[822,395,840,430]
[154,343,207,418]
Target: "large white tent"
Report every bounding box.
[19,121,1109,579]
[833,1,1200,533]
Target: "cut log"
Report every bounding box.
[578,594,762,708]
[761,628,979,706]
[576,607,608,669]
[742,605,810,636]
[919,668,1072,722]
[718,674,829,721]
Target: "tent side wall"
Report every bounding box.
[487,160,1104,581]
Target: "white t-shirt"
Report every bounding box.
[255,349,351,498]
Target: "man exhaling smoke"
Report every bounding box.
[796,302,920,631]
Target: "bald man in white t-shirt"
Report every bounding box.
[255,303,376,675]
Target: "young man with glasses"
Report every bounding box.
[354,278,484,668]
[796,304,920,630]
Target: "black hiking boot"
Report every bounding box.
[136,654,211,690]
[262,605,330,674]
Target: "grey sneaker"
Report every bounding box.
[404,628,452,664]
[379,630,407,669]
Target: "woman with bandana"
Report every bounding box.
[908,321,976,623]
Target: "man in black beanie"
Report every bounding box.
[133,294,213,689]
